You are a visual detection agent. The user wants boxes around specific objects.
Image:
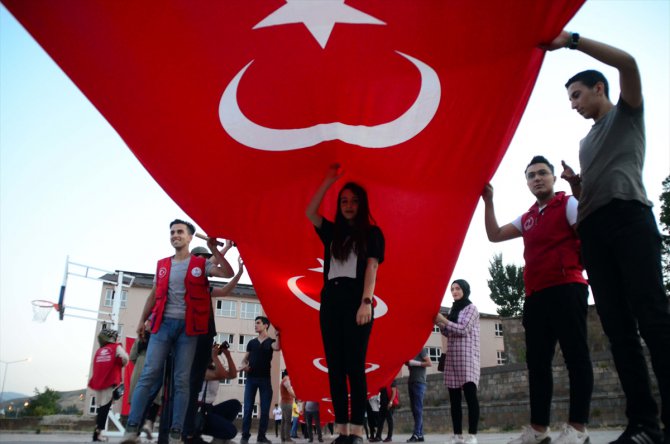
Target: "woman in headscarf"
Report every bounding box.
[434,279,481,444]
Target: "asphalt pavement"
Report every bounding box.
[0,430,625,443]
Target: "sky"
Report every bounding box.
[1,1,668,396]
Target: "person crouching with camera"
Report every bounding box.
[190,342,241,444]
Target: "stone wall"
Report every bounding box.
[391,306,661,433]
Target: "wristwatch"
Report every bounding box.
[568,32,580,50]
[362,297,372,305]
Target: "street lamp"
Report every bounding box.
[0,358,31,404]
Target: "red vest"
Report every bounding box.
[521,192,587,295]
[151,255,211,335]
[88,343,122,390]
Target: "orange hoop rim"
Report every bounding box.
[31,299,59,310]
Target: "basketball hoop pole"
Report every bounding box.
[57,257,135,330]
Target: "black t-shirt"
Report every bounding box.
[246,337,275,378]
[315,219,385,285]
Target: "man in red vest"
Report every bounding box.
[481,156,593,444]
[122,219,234,444]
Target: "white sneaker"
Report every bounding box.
[463,436,478,444]
[507,426,551,444]
[448,436,465,444]
[553,424,589,444]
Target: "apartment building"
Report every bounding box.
[85,271,504,417]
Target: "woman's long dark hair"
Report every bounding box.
[332,182,376,261]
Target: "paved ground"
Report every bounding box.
[0,430,624,443]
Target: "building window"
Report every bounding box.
[215,300,236,318]
[216,333,234,347]
[427,347,441,363]
[497,351,507,365]
[238,370,247,385]
[433,325,441,333]
[238,335,254,352]
[104,289,127,308]
[220,378,232,385]
[238,404,258,419]
[495,323,504,337]
[89,396,97,414]
[240,302,261,320]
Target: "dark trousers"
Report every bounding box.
[578,199,670,431]
[95,400,112,431]
[204,399,242,439]
[242,377,273,439]
[376,406,394,439]
[320,278,372,426]
[523,283,593,426]
[306,410,322,441]
[183,333,214,438]
[448,382,479,435]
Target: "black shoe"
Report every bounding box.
[383,438,392,443]
[610,425,663,444]
[417,437,424,442]
[406,436,419,443]
[258,436,273,444]
[331,435,349,444]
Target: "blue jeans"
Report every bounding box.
[578,200,670,431]
[242,377,273,439]
[408,381,426,436]
[127,318,198,432]
[290,416,299,437]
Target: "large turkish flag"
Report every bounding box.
[3,0,584,406]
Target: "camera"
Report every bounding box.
[217,341,230,354]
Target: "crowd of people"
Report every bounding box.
[88,30,668,444]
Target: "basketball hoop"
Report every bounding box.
[31,300,59,323]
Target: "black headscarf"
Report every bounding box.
[447,279,472,322]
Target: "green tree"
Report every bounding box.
[660,175,670,293]
[487,253,525,317]
[23,387,61,417]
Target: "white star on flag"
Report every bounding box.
[254,0,386,49]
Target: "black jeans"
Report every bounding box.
[183,333,214,438]
[320,278,373,426]
[523,283,593,426]
[448,382,479,435]
[376,405,394,439]
[95,399,112,431]
[578,199,670,431]
[305,410,323,440]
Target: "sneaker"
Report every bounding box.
[241,437,250,444]
[417,438,424,442]
[142,420,155,441]
[169,428,184,444]
[463,436,478,444]
[121,425,140,444]
[258,436,273,444]
[554,424,589,444]
[610,424,663,444]
[507,426,551,444]
[407,436,419,443]
[449,436,465,444]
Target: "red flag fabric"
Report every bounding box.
[2,0,584,406]
[122,337,135,416]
